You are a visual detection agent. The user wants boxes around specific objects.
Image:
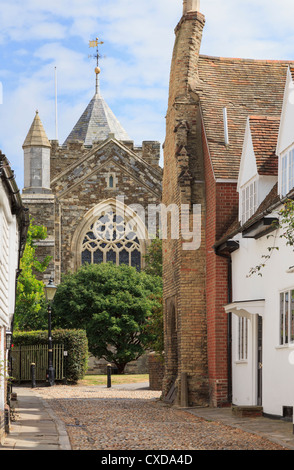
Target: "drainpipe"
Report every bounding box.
[215,250,232,404]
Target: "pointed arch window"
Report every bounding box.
[81,209,143,271]
[109,175,114,188]
[107,173,116,189]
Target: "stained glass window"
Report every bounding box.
[82,249,91,265]
[81,209,142,270]
[131,249,141,271]
[119,249,129,266]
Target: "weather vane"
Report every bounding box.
[89,37,104,94]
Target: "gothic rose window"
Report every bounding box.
[81,210,142,271]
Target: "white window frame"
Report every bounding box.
[279,146,294,197]
[240,179,258,225]
[279,289,294,346]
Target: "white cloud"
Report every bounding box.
[0,0,294,189]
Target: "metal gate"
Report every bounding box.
[11,344,64,382]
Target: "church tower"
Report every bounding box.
[22,44,162,285]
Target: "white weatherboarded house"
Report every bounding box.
[0,151,28,443]
[215,66,294,420]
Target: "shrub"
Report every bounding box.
[13,329,88,383]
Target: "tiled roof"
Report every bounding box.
[249,115,279,176]
[63,92,130,146]
[198,56,294,179]
[23,111,51,148]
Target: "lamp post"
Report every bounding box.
[6,330,13,405]
[6,330,12,350]
[44,278,57,386]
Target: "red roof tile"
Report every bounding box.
[198,56,294,179]
[249,115,279,176]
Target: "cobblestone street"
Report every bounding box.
[33,384,288,451]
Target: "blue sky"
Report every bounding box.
[1,0,294,189]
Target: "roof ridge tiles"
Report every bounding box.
[199,54,294,65]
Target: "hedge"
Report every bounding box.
[12,329,89,383]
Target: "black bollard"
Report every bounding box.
[31,363,36,388]
[107,364,112,388]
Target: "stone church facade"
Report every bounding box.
[21,79,162,285]
[162,0,294,407]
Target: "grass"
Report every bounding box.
[78,374,149,387]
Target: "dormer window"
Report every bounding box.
[280,147,294,197]
[241,179,257,225]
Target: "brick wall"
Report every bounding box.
[162,8,241,408]
[162,11,210,407]
[202,123,239,406]
[148,353,165,391]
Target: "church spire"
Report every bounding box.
[23,110,51,149]
[64,37,130,146]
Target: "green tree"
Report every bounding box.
[14,220,52,331]
[143,294,164,358]
[144,238,162,277]
[143,238,164,357]
[52,262,162,373]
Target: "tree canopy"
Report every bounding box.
[143,238,162,277]
[14,220,51,331]
[52,262,162,373]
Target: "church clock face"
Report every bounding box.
[81,210,142,271]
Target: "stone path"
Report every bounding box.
[1,386,70,450]
[30,384,289,451]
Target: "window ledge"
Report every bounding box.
[275,344,294,350]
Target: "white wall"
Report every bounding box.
[230,222,294,416]
[0,328,4,413]
[238,120,257,190]
[0,179,19,417]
